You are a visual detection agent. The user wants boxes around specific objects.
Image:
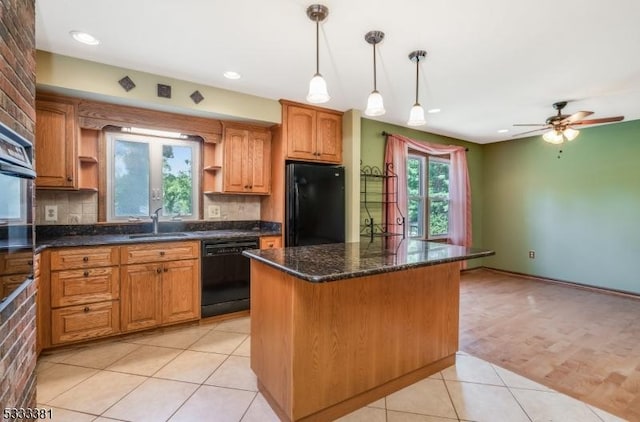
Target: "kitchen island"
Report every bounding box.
[243,238,493,422]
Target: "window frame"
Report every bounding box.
[407,150,451,241]
[0,174,27,224]
[105,132,200,222]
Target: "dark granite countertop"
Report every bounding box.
[35,229,280,252]
[243,237,494,283]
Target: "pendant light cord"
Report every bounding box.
[315,18,320,75]
[373,43,377,91]
[414,57,419,105]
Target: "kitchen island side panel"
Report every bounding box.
[250,259,460,421]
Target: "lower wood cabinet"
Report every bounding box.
[51,301,120,345]
[260,235,282,249]
[120,241,200,333]
[41,240,200,349]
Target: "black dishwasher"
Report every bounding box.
[201,238,259,318]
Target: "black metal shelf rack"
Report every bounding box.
[360,163,405,241]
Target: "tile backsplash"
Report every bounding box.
[35,191,261,224]
[203,195,261,221]
[36,190,98,225]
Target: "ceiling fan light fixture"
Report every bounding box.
[543,129,564,144]
[407,50,427,127]
[306,4,330,104]
[563,127,579,141]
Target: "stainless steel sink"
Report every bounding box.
[128,233,188,239]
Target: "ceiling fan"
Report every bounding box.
[513,101,624,144]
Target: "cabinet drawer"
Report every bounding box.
[2,274,28,297]
[260,236,282,249]
[51,300,120,345]
[51,246,119,270]
[51,267,119,308]
[0,251,33,275]
[121,241,199,264]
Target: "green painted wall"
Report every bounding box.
[360,119,485,266]
[482,119,640,294]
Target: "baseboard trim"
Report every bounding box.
[478,266,640,300]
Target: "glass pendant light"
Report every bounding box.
[543,129,564,144]
[364,31,385,116]
[306,4,330,104]
[563,127,579,141]
[407,50,427,126]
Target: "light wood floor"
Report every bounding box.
[460,268,640,421]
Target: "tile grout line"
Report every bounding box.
[440,374,462,421]
[488,359,533,422]
[237,391,260,422]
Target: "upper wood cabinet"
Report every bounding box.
[35,99,78,189]
[224,127,271,194]
[204,124,271,195]
[282,101,343,164]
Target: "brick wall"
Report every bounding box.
[0,0,37,412]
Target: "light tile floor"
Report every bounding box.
[37,316,627,422]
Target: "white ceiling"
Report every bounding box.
[35,0,640,144]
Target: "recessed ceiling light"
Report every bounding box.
[497,129,509,133]
[427,108,441,114]
[69,30,100,45]
[224,71,241,80]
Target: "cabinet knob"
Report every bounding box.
[159,251,165,256]
[83,271,89,277]
[157,268,162,273]
[27,260,33,265]
[83,306,90,313]
[83,256,89,262]
[164,268,168,273]
[67,176,73,182]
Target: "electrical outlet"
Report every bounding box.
[45,205,58,222]
[208,205,221,219]
[528,250,535,259]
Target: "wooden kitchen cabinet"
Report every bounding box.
[48,245,121,345]
[260,235,282,249]
[35,99,78,189]
[282,101,343,164]
[204,125,271,195]
[0,251,33,297]
[120,241,200,332]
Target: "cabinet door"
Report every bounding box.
[223,128,250,193]
[249,130,271,194]
[286,105,317,160]
[316,111,342,163]
[35,100,77,189]
[121,263,162,332]
[161,259,200,324]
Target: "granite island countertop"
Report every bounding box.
[242,237,494,282]
[35,229,280,252]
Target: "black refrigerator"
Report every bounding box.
[286,163,345,247]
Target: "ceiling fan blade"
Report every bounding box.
[561,110,594,124]
[513,124,549,127]
[511,127,549,137]
[570,116,624,125]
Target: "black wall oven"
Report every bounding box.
[0,122,35,306]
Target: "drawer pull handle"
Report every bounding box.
[83,306,90,313]
[160,251,165,256]
[67,176,73,182]
[83,256,89,262]
[157,268,162,273]
[83,271,89,277]
[28,260,33,265]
